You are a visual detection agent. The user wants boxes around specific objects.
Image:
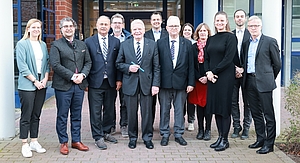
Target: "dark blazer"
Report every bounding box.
[157,36,195,89]
[144,28,168,41]
[85,34,121,88]
[232,29,251,66]
[241,34,281,92]
[116,38,160,96]
[49,37,92,91]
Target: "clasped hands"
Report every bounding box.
[206,71,218,83]
[72,73,84,84]
[34,78,47,90]
[235,66,244,78]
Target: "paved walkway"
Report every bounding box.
[0,88,296,163]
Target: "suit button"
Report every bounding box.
[105,62,107,64]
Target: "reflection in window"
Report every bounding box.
[223,0,249,31]
[103,0,163,12]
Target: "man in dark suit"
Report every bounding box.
[144,11,168,127]
[49,17,92,155]
[241,16,281,154]
[85,16,121,150]
[157,16,195,146]
[116,19,160,149]
[231,9,252,140]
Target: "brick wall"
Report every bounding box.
[55,0,72,39]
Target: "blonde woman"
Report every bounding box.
[16,18,49,158]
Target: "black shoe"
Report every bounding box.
[160,137,169,146]
[196,130,204,140]
[203,130,211,141]
[175,137,187,146]
[248,141,264,148]
[231,126,242,138]
[144,140,154,149]
[128,140,136,149]
[256,146,274,154]
[210,137,222,148]
[214,138,229,151]
[241,129,249,140]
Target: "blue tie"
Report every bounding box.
[136,42,142,64]
[102,37,107,60]
[171,40,176,60]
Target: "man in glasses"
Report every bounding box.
[157,16,194,146]
[49,17,92,155]
[241,16,281,154]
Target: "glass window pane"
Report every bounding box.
[292,42,300,51]
[103,0,163,12]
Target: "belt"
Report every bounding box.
[247,73,256,77]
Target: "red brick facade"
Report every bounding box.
[55,0,72,39]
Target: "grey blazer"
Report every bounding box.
[49,37,92,91]
[116,38,160,96]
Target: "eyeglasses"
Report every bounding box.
[248,25,260,28]
[168,25,180,28]
[62,25,74,29]
[112,22,122,25]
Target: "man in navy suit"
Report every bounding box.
[231,9,252,140]
[144,11,168,127]
[116,19,160,149]
[85,16,121,150]
[49,17,92,155]
[157,16,195,146]
[241,16,281,154]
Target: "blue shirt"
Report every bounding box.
[247,35,261,73]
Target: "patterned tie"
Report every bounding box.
[136,42,142,64]
[102,37,108,60]
[170,40,176,60]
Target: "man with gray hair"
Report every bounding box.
[157,16,194,146]
[116,19,160,149]
[49,17,92,155]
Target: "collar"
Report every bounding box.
[98,33,109,39]
[250,34,261,43]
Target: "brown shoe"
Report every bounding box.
[60,142,69,155]
[71,142,89,151]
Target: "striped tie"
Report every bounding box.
[136,42,142,64]
[102,37,108,60]
[171,40,176,60]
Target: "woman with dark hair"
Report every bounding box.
[204,11,238,151]
[188,23,212,141]
[16,18,49,157]
[181,23,196,44]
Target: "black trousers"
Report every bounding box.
[113,89,128,128]
[246,75,276,146]
[88,79,117,140]
[231,77,252,129]
[215,114,231,139]
[196,105,212,131]
[19,88,46,139]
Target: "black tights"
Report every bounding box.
[196,106,212,131]
[215,114,231,140]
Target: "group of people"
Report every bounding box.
[15,9,281,158]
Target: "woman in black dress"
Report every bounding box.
[204,11,238,151]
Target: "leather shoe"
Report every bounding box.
[196,130,204,140]
[248,141,264,149]
[175,137,187,146]
[160,137,169,146]
[256,146,274,154]
[144,140,154,149]
[128,140,137,149]
[71,142,89,151]
[214,138,229,151]
[210,137,222,148]
[241,129,249,140]
[60,142,69,155]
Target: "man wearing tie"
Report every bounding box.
[241,16,281,154]
[85,16,121,150]
[231,9,252,140]
[144,11,168,127]
[116,19,160,149]
[157,16,194,146]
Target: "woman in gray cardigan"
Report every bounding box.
[16,18,49,158]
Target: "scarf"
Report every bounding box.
[197,40,206,63]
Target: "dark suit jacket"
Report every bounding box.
[49,37,92,91]
[85,34,121,88]
[232,29,251,66]
[144,28,168,41]
[241,34,281,92]
[116,38,160,96]
[157,36,195,89]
